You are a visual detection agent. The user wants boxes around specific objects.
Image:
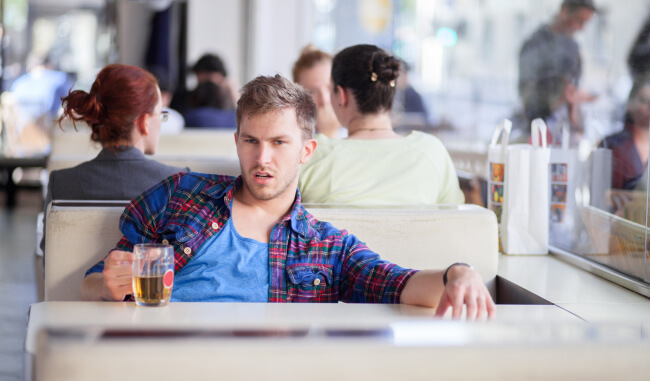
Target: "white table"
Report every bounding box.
[498,255,650,322]
[25,302,650,381]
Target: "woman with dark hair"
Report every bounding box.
[41,64,189,251]
[600,74,650,190]
[299,44,464,205]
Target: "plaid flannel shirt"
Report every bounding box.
[86,172,417,303]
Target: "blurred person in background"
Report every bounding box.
[628,15,650,80]
[292,45,345,138]
[299,44,464,205]
[170,53,238,114]
[40,64,189,253]
[393,60,433,129]
[184,81,236,128]
[10,53,73,120]
[600,74,650,190]
[517,0,597,142]
[192,53,238,106]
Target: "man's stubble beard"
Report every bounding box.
[240,163,300,201]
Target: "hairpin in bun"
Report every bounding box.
[389,80,396,88]
[370,72,378,82]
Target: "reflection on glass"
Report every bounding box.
[318,0,650,289]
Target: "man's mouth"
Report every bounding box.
[254,171,273,179]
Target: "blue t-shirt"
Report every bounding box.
[170,217,269,302]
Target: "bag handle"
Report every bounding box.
[560,122,570,150]
[531,118,548,148]
[490,119,512,149]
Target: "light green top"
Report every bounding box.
[299,131,465,205]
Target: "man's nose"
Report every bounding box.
[256,143,272,164]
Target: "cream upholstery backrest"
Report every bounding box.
[307,204,499,284]
[52,125,238,157]
[44,201,128,301]
[48,127,241,175]
[46,156,242,177]
[44,202,498,301]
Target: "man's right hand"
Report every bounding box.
[102,250,134,301]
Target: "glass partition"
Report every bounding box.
[314,0,650,294]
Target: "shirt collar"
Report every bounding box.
[201,176,311,236]
[96,146,146,160]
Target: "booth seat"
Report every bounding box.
[44,201,498,301]
[46,155,242,177]
[50,127,238,158]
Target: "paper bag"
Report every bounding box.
[490,118,550,254]
[548,124,578,248]
[487,119,511,229]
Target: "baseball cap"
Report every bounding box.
[562,0,596,11]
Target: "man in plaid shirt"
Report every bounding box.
[81,75,495,320]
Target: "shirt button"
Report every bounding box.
[161,239,169,245]
[313,278,321,286]
[211,222,219,230]
[183,247,192,255]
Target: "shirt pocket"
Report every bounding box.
[161,213,202,243]
[285,264,335,302]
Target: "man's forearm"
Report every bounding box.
[399,269,445,307]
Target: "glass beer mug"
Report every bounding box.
[132,244,174,306]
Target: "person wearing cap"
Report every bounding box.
[517,0,597,142]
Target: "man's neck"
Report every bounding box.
[233,184,297,220]
[550,17,572,36]
[231,184,298,243]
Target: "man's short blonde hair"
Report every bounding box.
[236,74,317,140]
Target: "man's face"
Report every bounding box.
[560,6,594,35]
[235,108,315,201]
[196,71,225,85]
[297,61,332,109]
[298,61,340,134]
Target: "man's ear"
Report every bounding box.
[234,132,238,144]
[300,139,318,164]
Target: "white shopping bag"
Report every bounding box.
[487,119,511,230]
[500,118,551,254]
[548,124,578,248]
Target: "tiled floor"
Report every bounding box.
[0,191,40,381]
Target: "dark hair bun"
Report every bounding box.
[370,52,401,84]
[331,44,399,113]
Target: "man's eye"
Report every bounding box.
[245,139,257,143]
[274,140,285,145]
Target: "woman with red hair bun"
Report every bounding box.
[40,64,188,253]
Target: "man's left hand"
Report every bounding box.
[434,265,497,320]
